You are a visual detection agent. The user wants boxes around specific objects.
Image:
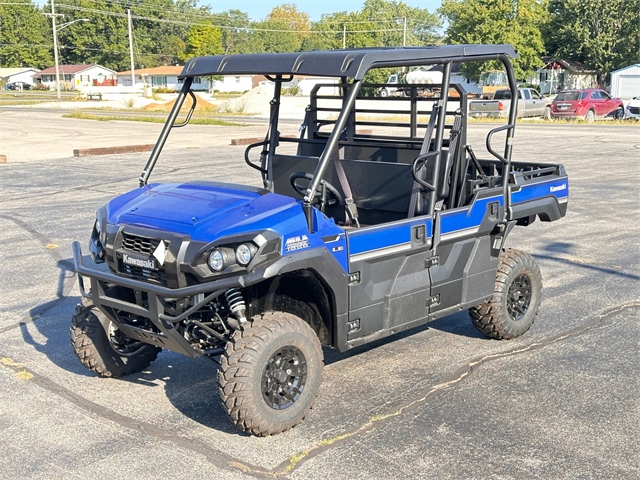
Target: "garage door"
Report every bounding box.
[619,75,640,98]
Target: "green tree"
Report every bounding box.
[267,4,310,43]
[54,0,130,70]
[545,0,640,82]
[439,0,546,81]
[211,10,253,54]
[251,17,301,53]
[179,23,224,62]
[0,1,52,68]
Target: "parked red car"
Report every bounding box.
[551,89,624,122]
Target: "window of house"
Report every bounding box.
[235,76,241,83]
[193,77,202,84]
[152,76,167,86]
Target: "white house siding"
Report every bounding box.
[211,76,253,93]
[536,64,597,95]
[118,74,210,91]
[39,65,117,91]
[610,64,640,99]
[0,68,39,86]
[450,73,482,95]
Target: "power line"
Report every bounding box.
[55,3,408,34]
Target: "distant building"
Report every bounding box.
[0,67,40,87]
[211,75,253,93]
[33,64,117,91]
[610,64,640,99]
[536,58,597,95]
[117,66,202,91]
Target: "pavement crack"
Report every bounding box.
[272,302,640,476]
[0,356,274,479]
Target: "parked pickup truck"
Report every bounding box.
[469,88,551,119]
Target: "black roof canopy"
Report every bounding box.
[180,44,518,80]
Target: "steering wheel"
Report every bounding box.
[289,172,343,209]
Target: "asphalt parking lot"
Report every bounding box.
[0,110,638,479]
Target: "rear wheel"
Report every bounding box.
[70,302,161,377]
[218,312,323,436]
[379,88,389,98]
[469,249,542,340]
[584,109,596,123]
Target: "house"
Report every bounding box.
[255,75,340,96]
[610,64,640,99]
[536,58,597,95]
[211,75,253,93]
[33,64,117,91]
[0,67,40,87]
[117,66,209,92]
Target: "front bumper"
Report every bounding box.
[73,241,247,357]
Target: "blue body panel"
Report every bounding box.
[104,176,567,276]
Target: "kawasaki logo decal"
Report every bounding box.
[122,253,157,270]
[550,184,567,193]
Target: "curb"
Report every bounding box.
[73,144,155,157]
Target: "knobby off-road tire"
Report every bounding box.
[469,248,542,340]
[70,302,161,378]
[218,312,323,436]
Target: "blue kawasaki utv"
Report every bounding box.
[71,45,568,436]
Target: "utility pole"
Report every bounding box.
[45,0,64,100]
[127,9,135,89]
[403,17,407,47]
[343,24,346,49]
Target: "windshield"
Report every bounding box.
[555,91,580,101]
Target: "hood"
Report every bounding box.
[106,182,304,241]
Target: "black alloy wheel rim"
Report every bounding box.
[262,346,308,410]
[507,273,532,321]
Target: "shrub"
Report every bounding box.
[282,85,300,96]
[152,86,177,94]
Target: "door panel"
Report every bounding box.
[347,217,433,340]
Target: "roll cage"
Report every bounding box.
[139,45,520,233]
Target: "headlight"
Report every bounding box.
[208,248,231,272]
[236,243,257,265]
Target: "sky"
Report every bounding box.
[202,0,444,21]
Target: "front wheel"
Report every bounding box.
[584,109,596,123]
[614,107,624,120]
[379,88,389,98]
[469,249,542,340]
[70,302,161,377]
[218,312,323,436]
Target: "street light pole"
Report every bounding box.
[48,0,64,100]
[44,4,90,100]
[127,9,135,89]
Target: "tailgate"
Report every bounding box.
[508,162,569,222]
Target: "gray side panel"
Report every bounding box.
[461,234,498,304]
[430,239,474,312]
[387,253,431,328]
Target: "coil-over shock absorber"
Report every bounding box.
[224,288,247,329]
